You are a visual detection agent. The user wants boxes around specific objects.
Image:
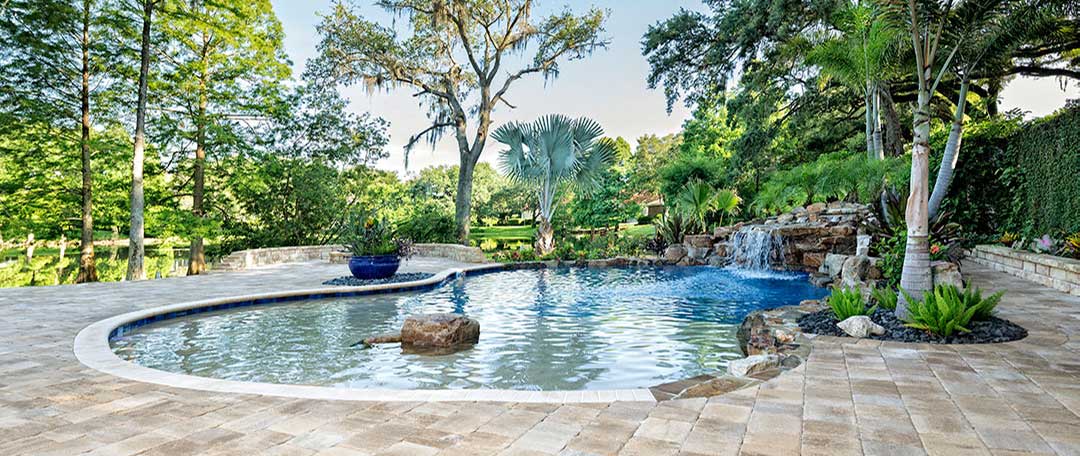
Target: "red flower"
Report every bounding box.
[930,245,941,255]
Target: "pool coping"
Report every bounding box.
[73,263,661,403]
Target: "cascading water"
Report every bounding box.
[727,227,785,270]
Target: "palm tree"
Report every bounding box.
[808,3,900,160]
[926,0,1057,220]
[494,115,616,256]
[675,181,742,234]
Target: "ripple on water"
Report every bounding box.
[111,266,829,391]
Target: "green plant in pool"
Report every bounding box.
[828,287,876,320]
[870,286,897,311]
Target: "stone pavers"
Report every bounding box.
[0,259,1077,455]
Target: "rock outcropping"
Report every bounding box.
[663,202,876,270]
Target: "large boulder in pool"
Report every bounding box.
[401,313,480,348]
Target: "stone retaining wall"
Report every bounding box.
[217,243,487,272]
[968,245,1080,296]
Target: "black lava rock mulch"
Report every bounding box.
[322,272,434,287]
[797,307,1027,344]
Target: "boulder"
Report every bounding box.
[840,255,871,288]
[400,313,480,348]
[931,261,963,289]
[728,354,779,377]
[806,202,827,214]
[809,274,833,288]
[802,252,825,268]
[683,234,713,249]
[820,254,850,278]
[836,316,885,338]
[713,226,736,241]
[707,255,727,267]
[663,244,688,263]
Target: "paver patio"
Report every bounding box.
[0,259,1077,455]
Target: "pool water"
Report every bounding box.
[111,266,828,391]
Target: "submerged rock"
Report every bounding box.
[400,313,480,348]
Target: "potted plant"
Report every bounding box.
[342,213,414,280]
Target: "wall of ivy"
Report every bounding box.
[1009,104,1080,235]
[943,103,1080,237]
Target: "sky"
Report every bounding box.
[270,0,1079,176]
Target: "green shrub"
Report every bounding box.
[903,285,979,337]
[396,202,456,243]
[955,286,1004,321]
[753,152,909,216]
[478,238,498,252]
[828,287,876,320]
[870,287,897,311]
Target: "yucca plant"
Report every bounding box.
[828,287,877,321]
[902,285,980,337]
[655,212,691,245]
[870,286,898,311]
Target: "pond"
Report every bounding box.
[111,266,829,391]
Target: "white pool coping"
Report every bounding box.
[73,263,657,403]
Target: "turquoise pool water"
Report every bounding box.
[111,266,828,391]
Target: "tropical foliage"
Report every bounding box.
[495,115,617,255]
[828,287,876,321]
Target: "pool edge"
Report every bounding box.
[73,263,660,404]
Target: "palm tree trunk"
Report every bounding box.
[126,0,153,281]
[76,0,97,283]
[871,89,884,159]
[897,84,933,319]
[536,217,555,256]
[864,88,875,160]
[927,77,968,221]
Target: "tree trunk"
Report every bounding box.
[871,90,884,160]
[897,84,933,319]
[187,76,208,275]
[879,86,905,157]
[927,78,969,221]
[76,0,97,283]
[986,78,1001,117]
[26,232,34,262]
[56,233,67,285]
[535,217,555,256]
[864,88,875,160]
[126,0,153,281]
[454,152,478,244]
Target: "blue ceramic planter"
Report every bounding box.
[347,255,401,280]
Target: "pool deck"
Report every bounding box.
[0,259,1077,455]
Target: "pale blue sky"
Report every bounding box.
[270,0,1077,175]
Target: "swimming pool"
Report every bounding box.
[111,266,828,391]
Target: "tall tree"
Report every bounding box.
[883,0,957,317]
[0,0,119,282]
[309,0,610,243]
[155,0,289,274]
[926,0,1060,220]
[495,115,616,255]
[126,0,162,281]
[808,3,900,159]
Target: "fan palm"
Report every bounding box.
[494,115,616,255]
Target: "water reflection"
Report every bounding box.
[112,266,830,391]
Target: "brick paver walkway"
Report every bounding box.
[0,260,1077,455]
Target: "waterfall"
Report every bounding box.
[728,227,784,270]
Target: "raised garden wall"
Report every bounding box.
[968,245,1080,296]
[217,243,486,272]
